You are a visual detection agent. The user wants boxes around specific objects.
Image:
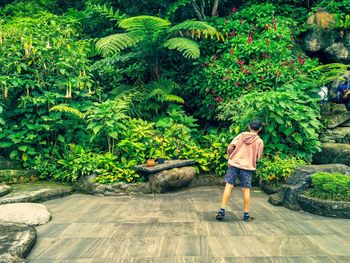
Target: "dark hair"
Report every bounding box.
[249,120,262,131]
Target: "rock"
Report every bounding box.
[0,223,36,263]
[0,185,73,205]
[320,127,350,144]
[149,166,197,193]
[323,112,350,128]
[0,170,37,184]
[269,164,350,210]
[303,12,350,63]
[188,173,224,188]
[313,143,350,166]
[0,157,18,170]
[299,195,350,219]
[0,203,51,226]
[74,174,151,196]
[0,185,10,197]
[340,119,350,127]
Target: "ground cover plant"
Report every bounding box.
[305,172,350,202]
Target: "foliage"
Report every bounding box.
[218,85,322,160]
[187,3,319,120]
[305,172,350,201]
[0,12,94,166]
[256,155,306,185]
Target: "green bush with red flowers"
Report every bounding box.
[187,3,319,120]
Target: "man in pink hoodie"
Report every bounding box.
[216,120,264,222]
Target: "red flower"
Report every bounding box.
[272,18,277,30]
[231,6,237,14]
[230,48,233,55]
[297,57,305,65]
[261,76,265,80]
[264,24,270,30]
[216,96,223,102]
[247,35,253,44]
[240,65,244,72]
[235,82,241,87]
[263,53,269,59]
[287,46,292,50]
[230,30,236,37]
[213,53,217,61]
[245,69,250,75]
[247,83,251,90]
[237,60,244,65]
[276,71,281,77]
[226,69,230,74]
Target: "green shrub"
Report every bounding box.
[305,172,350,201]
[218,87,322,160]
[187,3,319,120]
[256,156,306,186]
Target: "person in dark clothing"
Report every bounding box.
[335,81,350,111]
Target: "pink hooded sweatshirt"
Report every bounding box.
[227,132,264,171]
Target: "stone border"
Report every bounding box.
[260,181,282,195]
[298,194,350,219]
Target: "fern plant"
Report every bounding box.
[96,15,220,80]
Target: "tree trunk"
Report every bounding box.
[212,0,219,16]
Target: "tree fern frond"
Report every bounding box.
[96,32,144,55]
[147,78,179,94]
[164,94,185,103]
[119,16,171,33]
[90,4,126,22]
[50,104,85,119]
[164,37,200,59]
[167,20,221,40]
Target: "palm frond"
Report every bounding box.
[167,20,222,40]
[164,37,200,59]
[147,78,179,94]
[50,104,85,119]
[96,32,144,56]
[119,16,171,33]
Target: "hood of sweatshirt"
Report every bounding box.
[241,132,260,145]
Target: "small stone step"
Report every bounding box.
[323,112,350,128]
[0,170,37,184]
[313,143,350,166]
[320,127,350,144]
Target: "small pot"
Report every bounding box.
[146,159,156,167]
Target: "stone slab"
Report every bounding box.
[313,143,350,166]
[0,185,11,197]
[0,223,36,263]
[323,112,350,128]
[134,159,196,174]
[340,119,350,127]
[0,203,51,226]
[320,127,350,143]
[0,182,73,205]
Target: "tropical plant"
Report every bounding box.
[218,85,322,161]
[257,155,306,185]
[305,172,350,201]
[186,3,319,120]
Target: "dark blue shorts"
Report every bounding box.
[224,166,252,188]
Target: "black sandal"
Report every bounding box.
[216,211,225,221]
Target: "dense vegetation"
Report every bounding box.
[305,172,350,201]
[0,0,349,184]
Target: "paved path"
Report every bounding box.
[27,186,350,262]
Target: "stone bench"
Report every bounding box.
[134,160,197,193]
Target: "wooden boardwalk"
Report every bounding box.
[27,186,350,262]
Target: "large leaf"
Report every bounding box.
[164,37,200,59]
[96,32,144,56]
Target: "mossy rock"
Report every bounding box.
[313,143,350,166]
[0,170,38,185]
